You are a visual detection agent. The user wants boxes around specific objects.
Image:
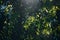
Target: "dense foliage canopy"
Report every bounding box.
[0,0,60,40]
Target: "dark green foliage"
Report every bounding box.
[0,0,60,40]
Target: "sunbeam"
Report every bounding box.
[22,0,39,8]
